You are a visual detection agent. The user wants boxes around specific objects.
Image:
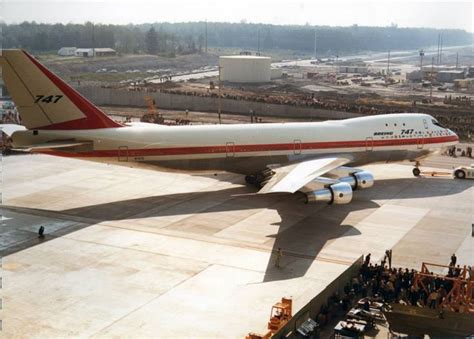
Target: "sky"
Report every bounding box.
[1,0,473,32]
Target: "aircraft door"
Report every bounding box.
[293,139,302,155]
[118,146,129,162]
[417,137,424,149]
[365,137,373,151]
[423,119,428,129]
[226,142,235,157]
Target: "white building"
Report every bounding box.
[57,47,77,56]
[74,48,117,57]
[75,48,94,57]
[219,55,271,83]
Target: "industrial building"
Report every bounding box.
[437,70,465,83]
[74,48,117,57]
[57,47,77,56]
[219,55,271,83]
[338,66,369,75]
[406,66,468,83]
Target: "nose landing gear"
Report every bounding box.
[412,161,452,178]
[412,161,421,177]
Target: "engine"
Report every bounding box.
[305,182,353,205]
[338,170,374,190]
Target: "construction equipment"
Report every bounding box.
[246,297,292,339]
[141,96,164,124]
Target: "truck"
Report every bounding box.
[453,164,474,179]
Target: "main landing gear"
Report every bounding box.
[245,169,275,188]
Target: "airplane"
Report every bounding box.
[0,49,459,205]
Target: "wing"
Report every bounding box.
[258,156,352,194]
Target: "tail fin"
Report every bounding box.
[0,49,122,130]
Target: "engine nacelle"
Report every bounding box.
[339,171,374,190]
[305,182,353,205]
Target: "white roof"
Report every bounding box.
[94,48,116,52]
[220,55,270,60]
[75,48,116,52]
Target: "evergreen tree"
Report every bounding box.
[145,26,158,54]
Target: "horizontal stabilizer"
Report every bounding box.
[0,124,27,136]
[12,140,92,152]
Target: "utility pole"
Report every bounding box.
[313,30,317,60]
[439,33,443,64]
[456,52,459,69]
[218,65,222,124]
[437,33,440,64]
[92,23,95,57]
[386,50,391,77]
[430,57,434,101]
[205,20,208,54]
[257,29,260,55]
[419,49,425,81]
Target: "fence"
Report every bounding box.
[77,86,361,121]
[272,255,364,338]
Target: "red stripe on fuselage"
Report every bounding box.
[23,51,122,130]
[38,135,458,158]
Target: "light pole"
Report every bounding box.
[218,66,222,124]
[419,49,425,81]
[386,50,391,77]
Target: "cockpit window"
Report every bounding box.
[432,119,445,128]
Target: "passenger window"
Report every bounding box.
[423,119,428,129]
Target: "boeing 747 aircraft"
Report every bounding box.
[0,50,459,205]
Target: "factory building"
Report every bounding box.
[219,55,271,83]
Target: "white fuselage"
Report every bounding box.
[12,113,458,174]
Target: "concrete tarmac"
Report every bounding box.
[0,154,472,337]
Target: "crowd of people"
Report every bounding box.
[355,253,473,311]
[132,85,403,116]
[0,109,21,125]
[447,145,472,158]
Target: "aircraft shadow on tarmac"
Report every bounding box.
[2,176,472,282]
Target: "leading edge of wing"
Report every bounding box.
[258,156,353,194]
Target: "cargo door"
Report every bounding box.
[365,137,373,151]
[417,137,424,149]
[293,139,302,155]
[226,142,235,157]
[118,146,128,162]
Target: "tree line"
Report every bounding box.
[2,21,472,56]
